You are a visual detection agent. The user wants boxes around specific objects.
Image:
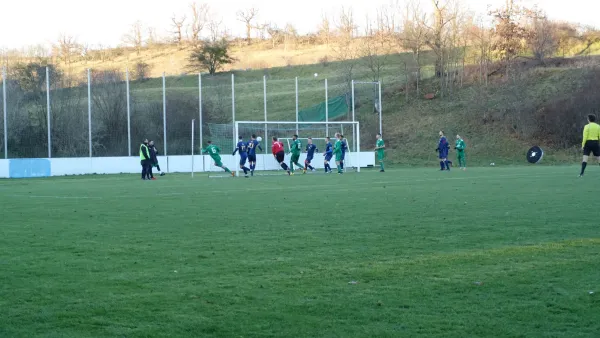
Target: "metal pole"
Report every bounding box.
[378,80,383,135]
[2,66,7,159]
[46,66,51,158]
[325,79,328,137]
[162,72,167,156]
[87,69,92,157]
[351,80,355,152]
[191,119,195,177]
[295,76,299,135]
[356,121,361,173]
[263,75,267,155]
[198,73,203,150]
[231,73,236,150]
[126,68,131,156]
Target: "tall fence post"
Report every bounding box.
[2,66,7,159]
[198,73,203,150]
[126,68,131,156]
[46,67,51,158]
[295,76,299,135]
[162,72,167,156]
[378,80,383,135]
[87,69,92,157]
[325,79,329,137]
[351,80,355,153]
[231,73,236,150]
[263,75,267,155]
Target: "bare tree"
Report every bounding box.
[208,19,225,42]
[318,14,332,46]
[172,15,187,44]
[147,27,158,46]
[267,24,284,48]
[284,23,298,51]
[399,0,428,95]
[336,6,357,39]
[123,21,144,55]
[190,2,209,44]
[237,8,259,44]
[526,13,558,62]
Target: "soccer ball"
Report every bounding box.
[314,73,318,77]
[256,136,262,142]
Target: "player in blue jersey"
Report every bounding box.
[232,136,251,177]
[323,136,333,173]
[246,134,263,176]
[436,130,451,171]
[303,137,319,173]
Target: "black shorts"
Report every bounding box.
[275,151,285,163]
[583,140,600,156]
[248,154,257,162]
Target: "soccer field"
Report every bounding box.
[1,166,599,337]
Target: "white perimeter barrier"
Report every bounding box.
[0,153,375,178]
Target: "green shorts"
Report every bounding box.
[212,157,223,167]
[335,154,342,162]
[291,153,300,163]
[377,151,385,162]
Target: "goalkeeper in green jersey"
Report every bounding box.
[375,133,385,172]
[289,135,304,174]
[333,134,344,174]
[202,141,235,177]
[455,135,466,171]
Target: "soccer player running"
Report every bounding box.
[272,137,291,175]
[232,136,251,177]
[455,135,466,171]
[323,137,333,173]
[203,141,235,177]
[374,133,385,172]
[247,134,263,176]
[436,131,451,171]
[289,134,304,175]
[304,137,319,173]
[333,134,344,174]
[579,114,600,177]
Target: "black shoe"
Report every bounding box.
[380,170,385,172]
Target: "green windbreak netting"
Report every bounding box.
[298,94,349,122]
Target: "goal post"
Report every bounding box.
[352,80,383,136]
[234,121,361,176]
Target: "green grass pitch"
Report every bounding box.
[1,166,599,337]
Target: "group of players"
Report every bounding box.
[202,132,387,177]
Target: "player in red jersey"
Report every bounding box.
[272,137,291,175]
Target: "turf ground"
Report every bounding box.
[1,166,599,337]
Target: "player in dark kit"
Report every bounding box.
[304,137,319,173]
[323,137,333,173]
[232,136,251,177]
[436,131,451,171]
[579,114,600,177]
[272,137,291,175]
[336,133,348,171]
[247,134,263,176]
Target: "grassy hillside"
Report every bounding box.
[3,39,599,164]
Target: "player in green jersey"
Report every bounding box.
[334,134,343,174]
[202,141,235,177]
[289,134,304,174]
[374,133,385,172]
[455,135,466,171]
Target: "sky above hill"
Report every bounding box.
[0,0,597,50]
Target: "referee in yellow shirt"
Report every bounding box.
[579,114,600,177]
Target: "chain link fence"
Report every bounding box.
[0,67,380,159]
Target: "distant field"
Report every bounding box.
[1,166,599,337]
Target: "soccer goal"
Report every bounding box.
[234,121,361,176]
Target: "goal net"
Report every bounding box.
[234,121,361,176]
